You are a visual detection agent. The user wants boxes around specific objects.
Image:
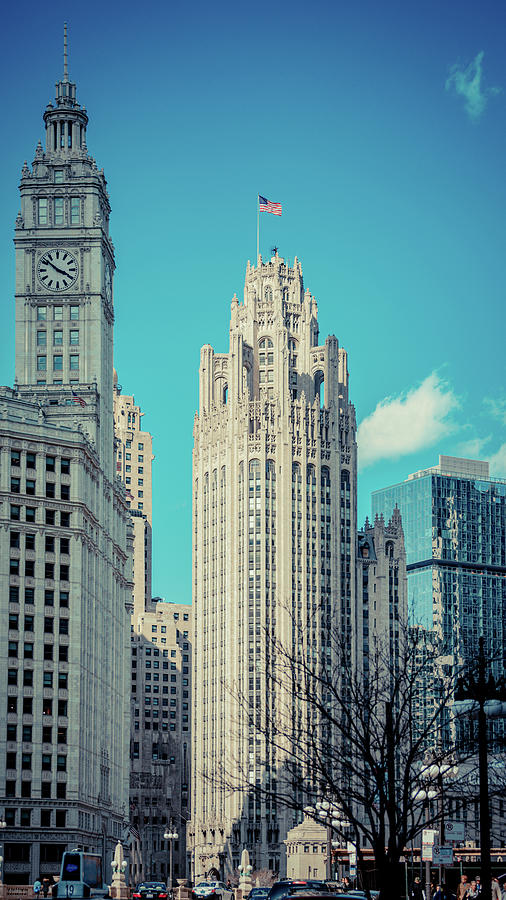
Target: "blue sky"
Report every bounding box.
[1,0,505,600]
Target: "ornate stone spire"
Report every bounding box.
[42,24,89,156]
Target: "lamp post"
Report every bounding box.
[304,801,349,881]
[454,636,506,900]
[426,761,458,885]
[0,817,6,886]
[164,826,179,894]
[412,783,437,900]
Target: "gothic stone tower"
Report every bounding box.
[190,252,357,876]
[14,26,114,478]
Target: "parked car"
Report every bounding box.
[133,884,168,900]
[249,890,271,900]
[267,881,330,900]
[192,882,234,900]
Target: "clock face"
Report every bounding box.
[104,263,112,302]
[37,249,78,292]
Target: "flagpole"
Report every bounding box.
[257,195,260,261]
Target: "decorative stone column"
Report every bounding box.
[110,841,130,900]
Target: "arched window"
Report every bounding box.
[265,286,272,302]
[315,370,324,408]
[259,339,274,397]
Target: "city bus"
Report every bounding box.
[53,851,109,898]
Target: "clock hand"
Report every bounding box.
[47,260,68,276]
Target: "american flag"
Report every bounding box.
[259,195,282,216]
[71,390,86,407]
[130,824,140,841]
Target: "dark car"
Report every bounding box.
[133,883,168,900]
[267,881,330,900]
[249,891,271,900]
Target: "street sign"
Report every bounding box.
[347,841,357,865]
[422,829,438,844]
[422,844,434,862]
[432,845,453,865]
[445,821,465,842]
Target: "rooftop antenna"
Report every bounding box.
[63,23,69,81]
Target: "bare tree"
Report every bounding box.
[211,613,493,900]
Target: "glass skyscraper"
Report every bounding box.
[372,456,506,674]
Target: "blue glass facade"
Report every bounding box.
[372,471,506,672]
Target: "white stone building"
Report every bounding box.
[0,34,132,883]
[190,252,358,877]
[113,379,154,619]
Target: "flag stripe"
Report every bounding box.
[259,195,282,216]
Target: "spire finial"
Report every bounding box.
[63,23,69,82]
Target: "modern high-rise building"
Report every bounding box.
[372,455,506,741]
[113,377,154,618]
[190,252,359,877]
[130,602,192,884]
[371,456,506,661]
[0,31,132,883]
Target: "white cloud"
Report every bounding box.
[357,373,458,469]
[445,51,501,121]
[488,443,506,478]
[484,397,506,425]
[455,436,491,459]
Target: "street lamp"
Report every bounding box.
[0,818,6,886]
[412,783,437,900]
[164,826,179,894]
[304,801,350,881]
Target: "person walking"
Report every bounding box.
[410,876,425,900]
[491,878,502,900]
[467,882,480,900]
[457,875,470,900]
[33,879,42,898]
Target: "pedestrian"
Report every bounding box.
[432,884,444,900]
[457,875,470,900]
[467,881,479,900]
[491,878,502,900]
[33,879,42,898]
[410,876,425,900]
[476,876,482,894]
[42,879,51,898]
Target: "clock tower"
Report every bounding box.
[14,25,115,478]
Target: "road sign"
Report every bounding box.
[432,845,453,865]
[445,821,465,842]
[422,829,438,844]
[422,844,434,862]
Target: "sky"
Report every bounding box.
[0,0,505,600]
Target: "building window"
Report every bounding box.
[37,306,47,321]
[70,306,79,320]
[38,198,48,224]
[54,198,64,225]
[54,307,63,321]
[53,355,63,371]
[69,330,79,345]
[37,331,47,346]
[70,198,80,224]
[69,355,79,370]
[54,170,64,184]
[37,356,47,371]
[53,330,63,346]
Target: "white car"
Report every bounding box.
[192,882,233,900]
